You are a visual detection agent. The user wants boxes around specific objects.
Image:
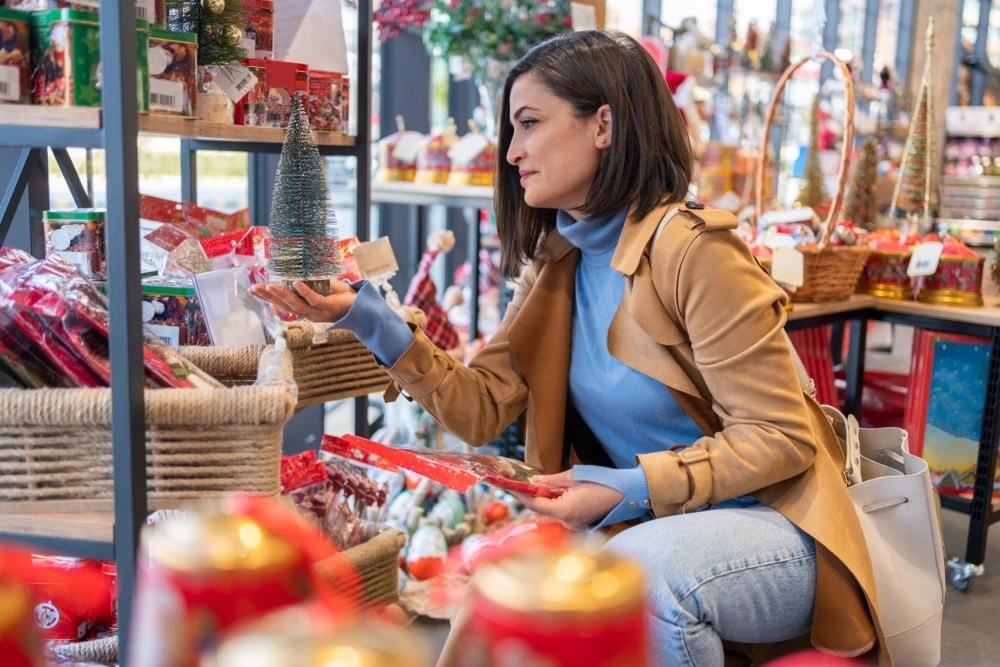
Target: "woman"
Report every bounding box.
[252,30,885,666]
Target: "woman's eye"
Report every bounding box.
[520,119,537,129]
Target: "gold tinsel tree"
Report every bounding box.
[891,18,939,230]
[797,94,828,209]
[843,139,879,229]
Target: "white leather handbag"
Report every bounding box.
[787,337,946,666]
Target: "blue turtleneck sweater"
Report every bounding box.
[332,206,714,527]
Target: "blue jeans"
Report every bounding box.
[605,501,816,667]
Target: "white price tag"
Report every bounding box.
[0,65,20,102]
[135,0,155,21]
[150,78,185,113]
[448,133,489,167]
[214,64,258,103]
[907,242,943,277]
[570,2,597,30]
[55,251,93,277]
[770,247,805,289]
[146,324,181,347]
[391,131,426,164]
[353,237,399,279]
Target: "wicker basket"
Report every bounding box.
[755,51,872,303]
[181,323,389,410]
[314,528,406,610]
[0,348,295,511]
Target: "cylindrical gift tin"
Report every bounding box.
[0,582,44,667]
[206,603,428,667]
[100,562,117,630]
[29,555,95,641]
[130,513,313,667]
[857,249,914,300]
[462,548,649,667]
[918,253,985,307]
[42,208,106,281]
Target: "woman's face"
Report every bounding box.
[506,73,611,219]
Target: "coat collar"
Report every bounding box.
[610,200,683,276]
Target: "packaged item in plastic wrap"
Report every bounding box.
[43,208,106,281]
[192,267,270,347]
[141,276,209,347]
[0,246,33,272]
[0,7,31,105]
[142,223,212,276]
[140,194,246,239]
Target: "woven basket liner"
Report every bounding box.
[314,529,404,608]
[755,51,872,303]
[0,348,294,505]
[180,324,389,409]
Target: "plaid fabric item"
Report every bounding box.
[404,248,459,351]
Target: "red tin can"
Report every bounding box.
[129,513,313,667]
[461,548,649,667]
[29,556,94,641]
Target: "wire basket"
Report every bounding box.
[755,51,871,303]
[0,348,295,512]
[180,322,390,411]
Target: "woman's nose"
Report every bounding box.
[507,139,524,165]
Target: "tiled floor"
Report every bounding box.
[939,509,998,667]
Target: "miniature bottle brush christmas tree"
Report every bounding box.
[267,97,342,296]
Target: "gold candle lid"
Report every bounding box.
[208,608,428,667]
[146,514,297,574]
[472,548,644,617]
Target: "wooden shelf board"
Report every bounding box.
[138,114,355,146]
[874,296,1000,328]
[0,104,102,129]
[786,294,877,321]
[0,511,113,543]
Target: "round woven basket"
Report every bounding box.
[755,51,871,303]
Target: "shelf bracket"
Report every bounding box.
[51,148,93,209]
[0,148,35,246]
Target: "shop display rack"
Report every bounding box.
[0,1,373,656]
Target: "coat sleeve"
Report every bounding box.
[379,263,535,446]
[636,227,819,516]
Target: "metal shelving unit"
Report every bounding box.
[0,1,372,658]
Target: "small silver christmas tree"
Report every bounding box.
[267,97,341,296]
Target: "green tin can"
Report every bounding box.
[148,28,197,117]
[42,208,106,280]
[30,10,151,109]
[0,7,31,104]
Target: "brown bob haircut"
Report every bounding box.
[494,30,693,279]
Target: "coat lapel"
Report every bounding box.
[507,242,577,474]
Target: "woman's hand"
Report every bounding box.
[249,280,357,323]
[513,470,624,531]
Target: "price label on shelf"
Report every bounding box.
[0,65,20,102]
[214,64,258,104]
[150,78,185,114]
[770,247,805,290]
[907,242,943,277]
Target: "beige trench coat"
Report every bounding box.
[382,201,887,662]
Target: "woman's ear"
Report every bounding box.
[595,104,612,149]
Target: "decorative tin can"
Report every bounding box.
[30,9,101,106]
[141,276,209,346]
[857,243,914,300]
[415,118,458,184]
[461,548,649,667]
[100,562,117,630]
[43,208,106,281]
[29,556,95,642]
[135,18,150,113]
[306,69,339,131]
[148,28,197,117]
[245,0,273,59]
[0,7,31,105]
[206,604,428,667]
[130,513,314,667]
[340,74,350,133]
[918,254,985,307]
[0,582,44,667]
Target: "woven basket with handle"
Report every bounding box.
[0,347,295,511]
[756,51,871,303]
[181,322,389,411]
